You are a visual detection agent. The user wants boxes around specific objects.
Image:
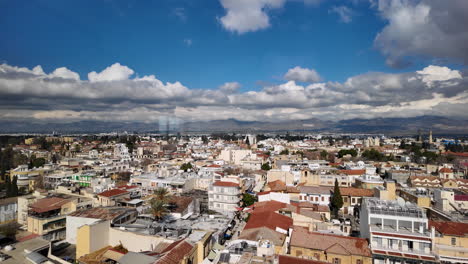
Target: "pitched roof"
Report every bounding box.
[251,201,288,213]
[168,196,194,214]
[213,181,239,187]
[429,221,468,236]
[299,186,332,195]
[239,226,286,245]
[154,240,194,264]
[439,168,453,173]
[244,211,293,232]
[339,187,374,197]
[290,226,371,257]
[98,188,129,197]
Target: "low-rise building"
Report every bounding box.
[429,221,468,264]
[290,226,372,264]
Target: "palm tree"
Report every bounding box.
[154,187,171,202]
[150,199,168,221]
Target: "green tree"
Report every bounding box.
[149,199,168,221]
[154,187,171,202]
[5,175,11,197]
[242,193,257,207]
[337,149,357,158]
[261,163,271,171]
[245,137,250,146]
[32,157,46,168]
[280,149,289,155]
[320,150,328,159]
[180,163,193,172]
[331,179,343,218]
[11,176,18,197]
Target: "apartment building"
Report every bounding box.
[27,195,93,240]
[208,181,240,215]
[429,221,468,263]
[360,198,437,264]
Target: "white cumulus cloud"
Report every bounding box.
[284,66,322,83]
[88,63,134,82]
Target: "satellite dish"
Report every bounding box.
[397,197,406,207]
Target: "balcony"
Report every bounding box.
[372,244,434,257]
[370,224,431,238]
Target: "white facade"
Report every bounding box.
[208,182,240,215]
[0,198,17,224]
[360,198,436,264]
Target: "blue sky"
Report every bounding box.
[0,0,406,89]
[0,0,467,123]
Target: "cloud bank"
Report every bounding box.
[0,63,467,123]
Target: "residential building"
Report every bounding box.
[338,187,374,215]
[96,189,130,207]
[208,181,240,215]
[429,221,468,263]
[360,198,437,264]
[298,186,332,206]
[27,195,93,240]
[290,226,372,264]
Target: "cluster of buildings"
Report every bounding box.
[0,132,466,264]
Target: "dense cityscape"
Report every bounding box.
[0,132,466,263]
[2,0,468,263]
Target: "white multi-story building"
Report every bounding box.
[360,198,437,264]
[219,149,252,165]
[113,143,130,161]
[208,181,241,215]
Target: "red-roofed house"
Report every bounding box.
[208,181,241,215]
[97,189,130,206]
[290,226,372,264]
[430,221,468,263]
[439,167,454,179]
[245,211,293,234]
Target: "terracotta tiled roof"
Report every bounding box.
[239,227,286,245]
[299,186,332,195]
[245,211,293,232]
[154,240,194,264]
[444,151,468,157]
[251,201,288,213]
[69,207,135,220]
[429,221,468,236]
[168,196,194,214]
[439,168,453,173]
[339,187,374,197]
[213,181,239,187]
[290,226,371,257]
[338,169,366,175]
[98,189,128,197]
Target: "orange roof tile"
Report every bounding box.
[290,226,371,257]
[245,211,293,232]
[213,181,239,187]
[98,189,128,197]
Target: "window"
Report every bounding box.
[352,198,356,204]
[333,258,341,264]
[357,260,362,264]
[451,237,456,246]
[343,197,348,203]
[321,197,324,201]
[314,253,320,260]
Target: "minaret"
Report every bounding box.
[429,129,433,144]
[418,129,422,142]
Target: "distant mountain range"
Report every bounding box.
[0,116,467,135]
